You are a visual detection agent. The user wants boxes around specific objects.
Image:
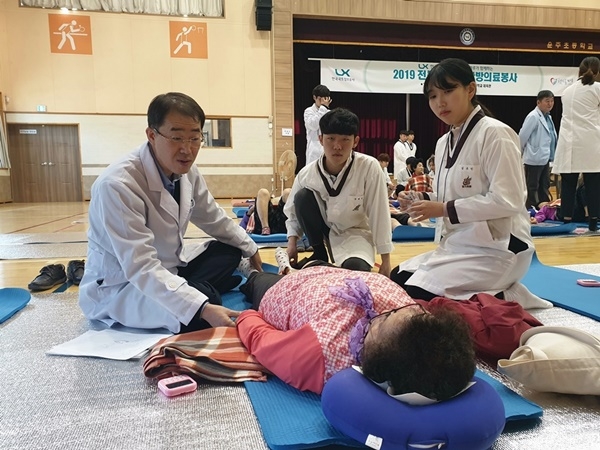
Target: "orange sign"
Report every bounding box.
[169,21,208,59]
[48,14,92,55]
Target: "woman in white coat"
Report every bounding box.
[390,58,551,310]
[552,56,600,232]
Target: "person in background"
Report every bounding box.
[394,156,418,196]
[391,58,551,310]
[404,158,433,193]
[377,153,396,197]
[518,90,557,209]
[79,92,262,334]
[407,129,418,155]
[393,130,413,183]
[240,188,291,235]
[426,155,436,181]
[304,84,332,165]
[552,56,600,232]
[284,108,393,276]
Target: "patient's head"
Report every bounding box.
[361,304,475,401]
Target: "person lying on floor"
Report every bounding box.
[283,108,393,276]
[239,188,291,235]
[235,261,476,398]
[389,58,551,309]
[530,180,587,224]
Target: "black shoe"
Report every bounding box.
[67,260,85,285]
[28,264,67,291]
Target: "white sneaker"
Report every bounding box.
[504,282,553,309]
[237,257,257,278]
[275,247,293,275]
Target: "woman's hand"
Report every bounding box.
[406,200,444,221]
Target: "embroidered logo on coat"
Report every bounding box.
[462,176,472,188]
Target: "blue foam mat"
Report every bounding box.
[233,207,249,218]
[392,226,435,241]
[244,372,541,449]
[0,288,31,324]
[530,221,577,236]
[522,253,600,320]
[249,233,288,243]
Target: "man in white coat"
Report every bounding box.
[79,92,262,333]
[304,84,332,165]
[285,108,393,277]
[393,130,414,181]
[518,90,557,208]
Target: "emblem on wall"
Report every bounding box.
[459,28,475,46]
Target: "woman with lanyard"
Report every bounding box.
[390,58,551,310]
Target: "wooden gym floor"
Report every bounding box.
[0,201,599,289]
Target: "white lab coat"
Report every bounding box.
[304,104,329,164]
[393,140,414,180]
[79,143,258,333]
[552,81,600,174]
[399,107,535,299]
[284,152,394,266]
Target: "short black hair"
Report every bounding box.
[312,84,331,98]
[147,92,205,129]
[537,90,554,101]
[405,156,418,169]
[399,130,409,136]
[319,108,359,136]
[407,130,415,135]
[361,306,476,401]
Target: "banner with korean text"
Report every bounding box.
[317,59,578,97]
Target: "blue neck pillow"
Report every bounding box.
[322,368,505,450]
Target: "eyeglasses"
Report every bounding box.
[153,128,205,148]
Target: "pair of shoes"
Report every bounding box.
[28,264,67,291]
[296,235,312,253]
[67,260,85,285]
[261,226,271,235]
[236,258,257,278]
[275,247,293,275]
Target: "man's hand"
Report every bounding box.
[378,254,392,278]
[249,251,263,272]
[318,96,332,108]
[287,236,299,267]
[201,303,241,327]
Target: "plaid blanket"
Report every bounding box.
[143,326,268,383]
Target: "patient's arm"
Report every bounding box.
[236,310,325,393]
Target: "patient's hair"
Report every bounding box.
[361,306,476,401]
[319,108,360,136]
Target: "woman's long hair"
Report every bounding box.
[578,56,600,86]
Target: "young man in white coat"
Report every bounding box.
[518,90,557,209]
[393,130,413,182]
[285,108,394,277]
[304,84,332,165]
[79,92,263,333]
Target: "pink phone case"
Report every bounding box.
[158,375,197,397]
[576,279,600,287]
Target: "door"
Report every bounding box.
[7,124,82,202]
